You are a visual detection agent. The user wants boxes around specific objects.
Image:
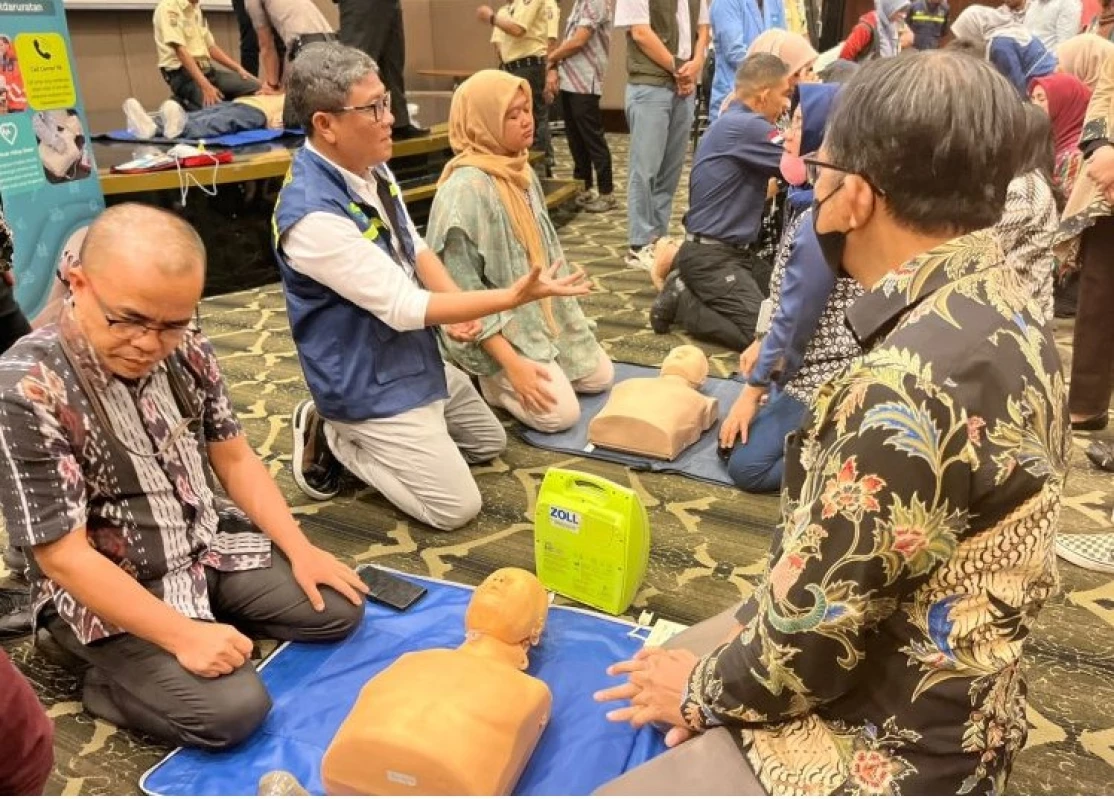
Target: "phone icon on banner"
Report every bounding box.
[33,39,53,60]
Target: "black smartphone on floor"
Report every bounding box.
[355,564,428,611]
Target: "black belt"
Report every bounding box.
[289,31,338,61]
[684,232,749,251]
[501,55,547,71]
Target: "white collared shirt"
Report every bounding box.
[281,141,431,332]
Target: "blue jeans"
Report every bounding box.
[177,103,268,139]
[624,84,694,247]
[727,391,807,494]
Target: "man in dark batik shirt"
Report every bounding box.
[0,203,367,750]
[596,51,1070,796]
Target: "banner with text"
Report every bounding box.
[0,0,103,319]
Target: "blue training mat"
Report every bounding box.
[140,573,667,796]
[518,362,744,487]
[96,127,302,147]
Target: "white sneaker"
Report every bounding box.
[122,98,157,140]
[1055,532,1114,574]
[625,245,656,271]
[159,99,188,139]
[575,189,598,207]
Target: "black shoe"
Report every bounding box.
[291,400,342,501]
[392,124,430,140]
[0,586,32,639]
[1072,412,1109,432]
[650,272,684,334]
[2,545,27,582]
[1086,440,1114,472]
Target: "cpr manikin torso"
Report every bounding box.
[321,568,553,796]
[588,345,719,460]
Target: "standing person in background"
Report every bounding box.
[1025,0,1083,48]
[616,0,710,270]
[907,0,950,48]
[1056,32,1114,88]
[707,0,786,124]
[478,0,557,175]
[153,0,260,109]
[548,0,616,212]
[950,4,1057,95]
[338,0,428,139]
[839,0,912,61]
[244,0,335,97]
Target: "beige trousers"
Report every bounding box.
[324,363,507,531]
[479,351,615,433]
[593,604,766,796]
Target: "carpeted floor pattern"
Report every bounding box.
[3,135,1114,795]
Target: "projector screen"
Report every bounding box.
[63,0,233,10]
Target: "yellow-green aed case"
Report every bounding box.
[534,468,649,615]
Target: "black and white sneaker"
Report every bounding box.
[291,400,342,501]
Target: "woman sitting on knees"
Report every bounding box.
[950,5,1057,95]
[719,83,862,494]
[426,70,613,434]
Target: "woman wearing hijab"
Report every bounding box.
[839,0,912,62]
[1056,32,1114,89]
[1030,71,1092,196]
[746,29,819,89]
[426,70,612,434]
[719,83,863,493]
[951,4,1058,94]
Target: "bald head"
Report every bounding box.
[80,203,206,278]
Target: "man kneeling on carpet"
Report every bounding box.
[594,51,1068,795]
[0,203,367,750]
[275,44,590,530]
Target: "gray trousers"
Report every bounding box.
[325,363,507,531]
[594,605,766,795]
[44,551,363,750]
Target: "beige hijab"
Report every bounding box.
[1056,34,1114,91]
[747,29,819,76]
[439,69,557,332]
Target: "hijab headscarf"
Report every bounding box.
[787,83,841,209]
[951,5,1033,47]
[1056,33,1114,90]
[1030,73,1093,156]
[747,29,819,76]
[439,69,557,333]
[875,0,912,56]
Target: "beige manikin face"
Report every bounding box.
[465,568,549,647]
[660,345,709,388]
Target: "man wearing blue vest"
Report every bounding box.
[274,44,589,532]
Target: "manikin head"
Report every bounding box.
[660,345,709,388]
[286,43,394,175]
[464,568,549,670]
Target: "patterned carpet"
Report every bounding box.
[3,135,1114,795]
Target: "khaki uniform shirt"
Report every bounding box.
[491,0,552,63]
[244,0,332,47]
[153,0,215,71]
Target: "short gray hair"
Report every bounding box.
[286,43,379,135]
[735,53,789,93]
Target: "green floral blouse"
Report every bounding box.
[682,230,1070,795]
[425,166,601,381]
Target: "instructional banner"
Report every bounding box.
[0,1,103,319]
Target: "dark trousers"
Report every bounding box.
[726,390,807,494]
[0,279,30,354]
[337,0,412,127]
[560,90,612,195]
[1069,215,1114,417]
[162,66,260,112]
[43,552,362,750]
[231,0,260,75]
[503,60,553,170]
[673,240,767,351]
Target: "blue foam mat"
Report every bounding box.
[518,362,744,487]
[97,127,301,147]
[140,573,667,796]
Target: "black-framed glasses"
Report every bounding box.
[801,153,886,196]
[82,275,199,343]
[333,92,392,123]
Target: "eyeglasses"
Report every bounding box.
[801,153,886,196]
[82,275,199,343]
[333,92,392,123]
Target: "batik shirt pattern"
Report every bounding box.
[682,230,1070,795]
